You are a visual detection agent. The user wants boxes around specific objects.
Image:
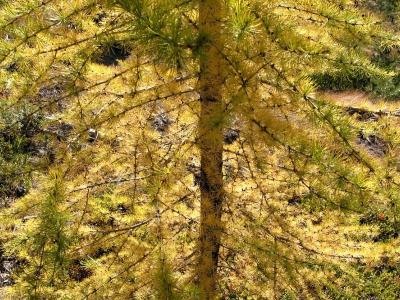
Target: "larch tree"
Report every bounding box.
[0,0,399,299]
[198,0,224,298]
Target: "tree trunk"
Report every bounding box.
[198,0,224,299]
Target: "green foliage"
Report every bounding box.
[313,0,400,98]
[5,171,72,298]
[113,0,196,68]
[153,254,180,300]
[363,0,400,17]
[360,267,400,300]
[312,56,400,99]
[323,258,400,300]
[360,210,400,241]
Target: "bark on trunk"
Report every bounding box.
[198,0,224,299]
